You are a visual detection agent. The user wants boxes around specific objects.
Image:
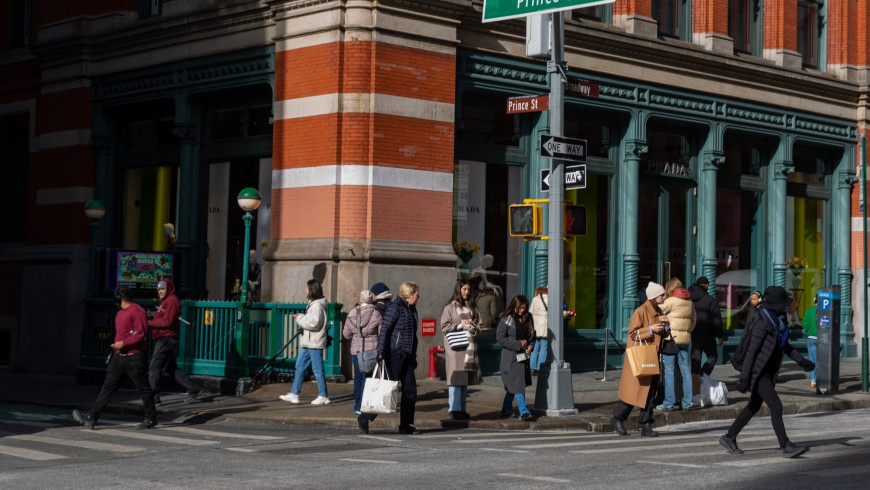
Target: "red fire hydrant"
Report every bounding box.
[427,345,445,379]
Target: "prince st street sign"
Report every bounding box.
[482,0,616,23]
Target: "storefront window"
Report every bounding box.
[565,174,610,329]
[458,90,520,147]
[715,138,766,329]
[785,145,830,325]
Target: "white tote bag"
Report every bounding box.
[361,361,399,414]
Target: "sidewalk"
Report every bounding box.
[2,359,869,433]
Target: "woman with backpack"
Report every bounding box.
[720,286,815,458]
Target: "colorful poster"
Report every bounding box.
[116,251,174,289]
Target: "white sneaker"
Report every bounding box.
[279,393,299,404]
[311,396,331,405]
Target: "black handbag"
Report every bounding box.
[661,336,679,356]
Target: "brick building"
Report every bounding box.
[0,0,866,375]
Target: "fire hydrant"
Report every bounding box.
[427,345,445,379]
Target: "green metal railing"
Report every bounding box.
[80,300,343,378]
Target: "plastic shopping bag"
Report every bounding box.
[360,361,399,414]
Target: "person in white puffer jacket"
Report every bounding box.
[656,286,697,412]
[280,279,330,405]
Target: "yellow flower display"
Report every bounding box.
[453,240,481,263]
[786,257,808,269]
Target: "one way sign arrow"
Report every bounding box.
[539,134,587,163]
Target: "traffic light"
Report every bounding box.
[565,205,587,236]
[509,204,543,237]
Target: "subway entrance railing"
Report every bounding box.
[79,299,343,380]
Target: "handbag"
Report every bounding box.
[360,361,399,414]
[626,332,660,377]
[661,336,679,356]
[354,309,378,374]
[445,329,470,351]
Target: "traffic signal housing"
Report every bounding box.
[509,203,543,237]
[565,204,587,236]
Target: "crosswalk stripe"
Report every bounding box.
[340,458,398,464]
[637,460,708,469]
[0,444,67,460]
[803,464,870,477]
[160,426,283,440]
[457,434,590,444]
[499,473,571,483]
[481,448,530,453]
[4,434,142,453]
[419,431,567,439]
[95,428,219,446]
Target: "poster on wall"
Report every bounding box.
[108,250,174,291]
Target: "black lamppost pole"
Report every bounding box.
[234,188,261,376]
[84,199,106,297]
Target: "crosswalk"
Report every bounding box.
[0,419,285,462]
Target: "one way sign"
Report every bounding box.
[541,164,587,193]
[540,134,587,163]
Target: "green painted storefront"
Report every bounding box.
[455,49,857,372]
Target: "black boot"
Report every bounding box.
[610,416,628,436]
[781,441,808,458]
[640,423,659,437]
[357,414,369,434]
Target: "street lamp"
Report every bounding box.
[236,187,261,304]
[233,188,260,379]
[84,199,106,297]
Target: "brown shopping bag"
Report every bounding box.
[626,338,660,377]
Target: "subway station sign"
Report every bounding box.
[483,0,616,23]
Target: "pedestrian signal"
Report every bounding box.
[509,204,543,237]
[565,205,587,236]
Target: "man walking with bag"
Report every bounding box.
[611,282,668,437]
[148,279,200,405]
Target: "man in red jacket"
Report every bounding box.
[148,279,200,404]
[73,287,157,429]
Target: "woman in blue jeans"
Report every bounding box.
[656,287,698,411]
[280,279,330,405]
[342,289,382,432]
[496,295,535,421]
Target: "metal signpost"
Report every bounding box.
[485,0,615,415]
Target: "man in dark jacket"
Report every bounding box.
[73,287,157,429]
[148,279,200,404]
[719,286,815,458]
[689,277,723,377]
[377,281,419,434]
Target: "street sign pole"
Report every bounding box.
[539,11,577,416]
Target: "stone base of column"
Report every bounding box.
[693,32,733,54]
[613,14,658,38]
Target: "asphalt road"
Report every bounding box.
[1,404,868,489]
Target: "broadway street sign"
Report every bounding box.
[483,0,616,23]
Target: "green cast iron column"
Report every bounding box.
[770,140,793,288]
[699,151,724,289]
[835,157,858,356]
[618,139,647,339]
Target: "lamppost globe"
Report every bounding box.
[84,199,106,220]
[237,187,261,212]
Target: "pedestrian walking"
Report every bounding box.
[656,286,697,411]
[377,281,421,434]
[611,281,668,437]
[496,295,535,421]
[689,277,723,379]
[342,289,382,433]
[370,282,393,316]
[802,296,818,388]
[440,279,482,420]
[73,287,157,430]
[719,286,815,458]
[279,279,330,405]
[147,279,200,405]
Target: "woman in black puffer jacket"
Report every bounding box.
[719,286,815,458]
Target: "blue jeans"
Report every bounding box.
[501,391,529,416]
[352,355,378,421]
[662,345,692,408]
[290,347,327,397]
[530,337,548,371]
[448,385,467,412]
[807,337,817,382]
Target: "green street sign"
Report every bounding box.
[482,0,615,23]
